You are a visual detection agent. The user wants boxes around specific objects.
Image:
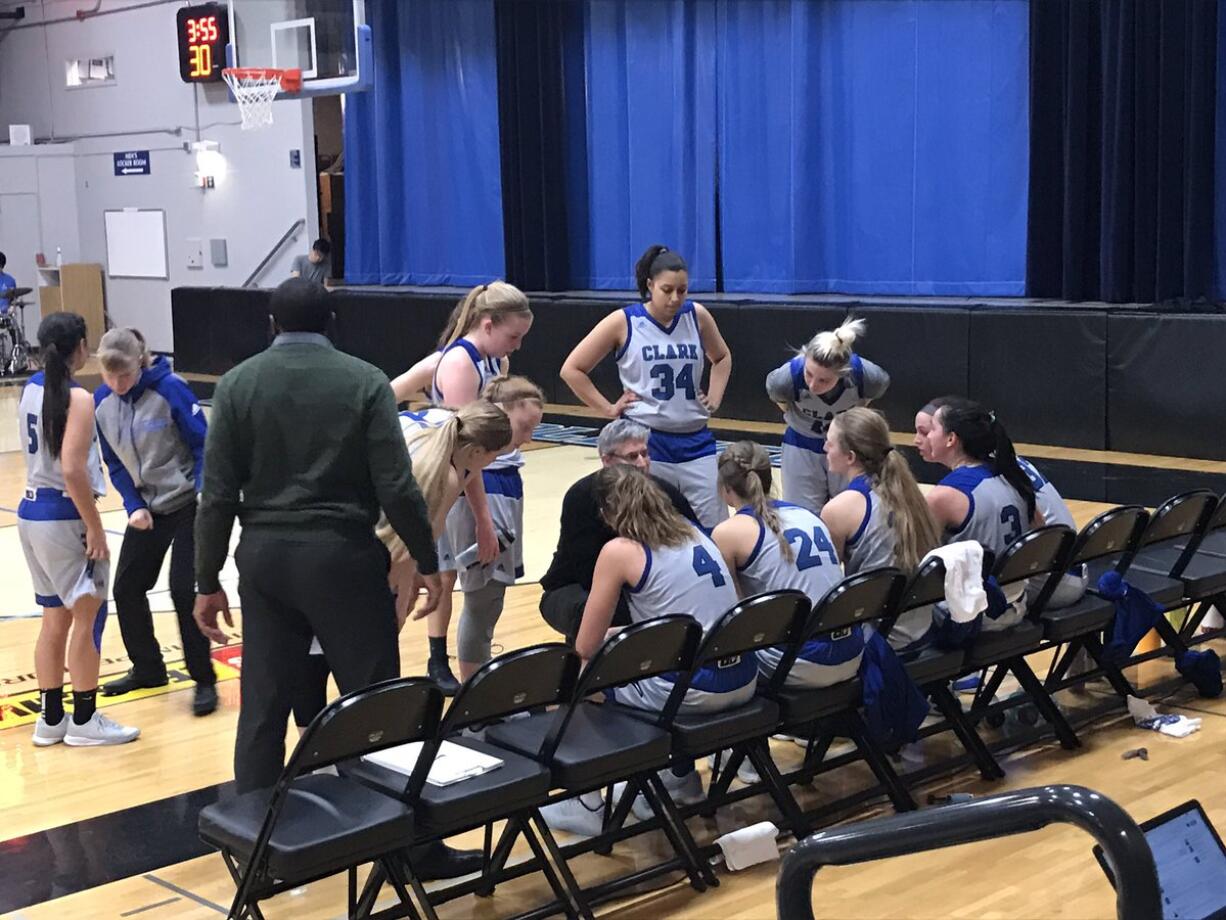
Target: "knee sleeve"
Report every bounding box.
[457,581,505,664]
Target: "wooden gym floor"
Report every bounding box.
[1,398,1224,919]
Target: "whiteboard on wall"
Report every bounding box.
[103,209,168,279]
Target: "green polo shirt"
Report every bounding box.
[195,332,437,594]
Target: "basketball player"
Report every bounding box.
[560,245,731,529]
[408,282,533,692]
[765,317,889,512]
[915,399,1086,609]
[821,408,943,653]
[712,441,864,687]
[93,327,219,716]
[20,313,139,747]
[920,398,1044,633]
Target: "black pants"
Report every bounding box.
[539,584,631,646]
[234,530,399,793]
[113,501,216,686]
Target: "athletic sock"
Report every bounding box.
[72,689,97,725]
[428,635,448,665]
[40,687,64,724]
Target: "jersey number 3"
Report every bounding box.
[692,545,726,587]
[650,363,696,401]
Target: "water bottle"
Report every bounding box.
[455,526,515,569]
[55,246,63,268]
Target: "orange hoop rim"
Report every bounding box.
[222,67,302,93]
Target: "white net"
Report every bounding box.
[223,69,284,130]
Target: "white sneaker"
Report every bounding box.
[540,792,605,838]
[707,751,760,785]
[64,711,141,747]
[32,715,68,747]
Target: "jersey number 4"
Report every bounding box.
[650,363,696,401]
[692,545,726,587]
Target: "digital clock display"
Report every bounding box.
[176,3,229,83]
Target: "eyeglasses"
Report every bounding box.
[609,448,650,462]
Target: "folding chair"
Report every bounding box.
[198,677,444,920]
[882,557,1004,781]
[751,569,913,813]
[343,644,587,920]
[962,525,1078,749]
[1041,505,1150,699]
[485,614,715,911]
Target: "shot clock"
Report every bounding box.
[176,3,230,83]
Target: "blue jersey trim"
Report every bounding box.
[625,300,692,336]
[782,427,826,453]
[735,509,768,572]
[434,338,486,404]
[845,476,873,547]
[646,427,717,464]
[18,495,81,521]
[938,465,992,535]
[849,353,864,391]
[481,467,524,500]
[614,308,634,360]
[35,592,64,608]
[629,544,653,594]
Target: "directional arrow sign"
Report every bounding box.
[113,150,150,176]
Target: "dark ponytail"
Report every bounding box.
[934,396,1036,520]
[37,313,87,459]
[633,244,688,300]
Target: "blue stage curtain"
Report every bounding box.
[716,0,1029,295]
[344,0,504,285]
[567,1,718,291]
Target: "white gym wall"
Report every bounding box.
[0,0,319,352]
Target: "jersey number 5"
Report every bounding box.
[26,413,38,454]
[649,363,696,401]
[692,545,726,587]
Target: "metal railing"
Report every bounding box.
[243,218,306,288]
[777,785,1161,920]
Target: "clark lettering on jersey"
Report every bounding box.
[641,343,699,361]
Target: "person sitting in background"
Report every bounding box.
[290,238,333,288]
[538,418,697,644]
[0,251,16,313]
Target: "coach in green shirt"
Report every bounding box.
[194,278,440,793]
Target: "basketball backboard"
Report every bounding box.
[226,0,370,97]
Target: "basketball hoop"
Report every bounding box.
[222,67,302,130]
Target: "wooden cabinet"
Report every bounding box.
[39,263,106,350]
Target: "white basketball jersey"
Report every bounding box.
[429,339,522,472]
[841,476,899,576]
[1017,456,1074,529]
[736,501,843,604]
[782,353,873,440]
[616,301,708,433]
[399,406,453,436]
[19,373,105,495]
[939,464,1028,558]
[627,529,737,632]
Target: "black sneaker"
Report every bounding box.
[192,684,219,717]
[427,658,460,696]
[102,670,169,696]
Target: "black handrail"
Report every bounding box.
[243,218,306,288]
[777,785,1161,920]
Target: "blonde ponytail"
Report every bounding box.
[832,407,939,571]
[801,316,866,373]
[438,281,532,349]
[717,441,792,561]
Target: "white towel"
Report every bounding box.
[714,821,780,871]
[921,542,987,623]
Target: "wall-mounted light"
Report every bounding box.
[191,139,226,189]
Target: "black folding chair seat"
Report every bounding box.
[1089,566,1185,608]
[1128,545,1226,599]
[345,738,552,835]
[199,774,414,882]
[772,678,862,727]
[964,621,1044,670]
[660,696,782,757]
[1040,593,1116,643]
[1188,530,1226,558]
[486,703,672,788]
[903,647,964,686]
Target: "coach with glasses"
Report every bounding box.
[539,418,698,643]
